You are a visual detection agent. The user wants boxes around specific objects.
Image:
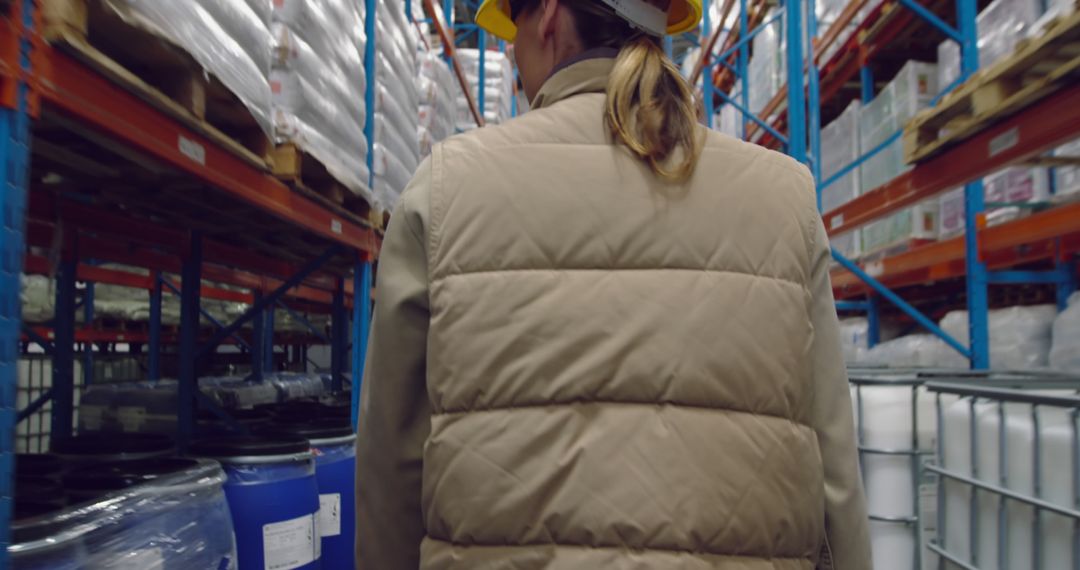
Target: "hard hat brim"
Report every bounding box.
[475,0,703,42]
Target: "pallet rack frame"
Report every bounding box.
[696,0,1080,369]
[0,0,492,561]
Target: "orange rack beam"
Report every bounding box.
[30,45,379,257]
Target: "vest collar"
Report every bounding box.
[530,50,617,110]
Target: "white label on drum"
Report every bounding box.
[319,494,342,537]
[263,514,316,570]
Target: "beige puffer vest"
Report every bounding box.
[421,62,839,569]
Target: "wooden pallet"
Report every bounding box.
[41,0,272,170]
[903,7,1080,164]
[271,143,380,229]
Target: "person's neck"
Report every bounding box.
[547,46,620,81]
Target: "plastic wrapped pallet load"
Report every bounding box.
[416,51,458,155]
[1049,292,1080,371]
[10,459,237,569]
[821,100,861,212]
[860,61,937,194]
[456,49,515,130]
[862,334,963,368]
[938,0,1043,88]
[372,0,420,208]
[939,305,1058,369]
[102,0,274,137]
[272,0,371,201]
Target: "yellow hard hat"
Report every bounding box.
[476,0,703,42]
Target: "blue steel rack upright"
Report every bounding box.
[0,0,33,564]
[695,0,1080,369]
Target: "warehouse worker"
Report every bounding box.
[356,0,872,568]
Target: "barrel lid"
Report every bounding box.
[16,454,64,477]
[261,419,353,442]
[189,435,311,458]
[51,433,175,456]
[62,458,201,492]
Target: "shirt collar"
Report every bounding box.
[530,48,618,110]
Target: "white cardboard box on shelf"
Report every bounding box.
[939,0,1043,88]
[937,168,1048,237]
[1053,138,1080,198]
[861,200,940,255]
[859,61,936,194]
[821,100,862,212]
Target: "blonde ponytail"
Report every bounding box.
[605,37,704,182]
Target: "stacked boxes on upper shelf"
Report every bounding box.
[747,12,785,117]
[456,49,515,131]
[96,0,275,143]
[271,0,372,200]
[858,61,939,256]
[373,0,422,209]
[938,0,1045,90]
[822,100,862,259]
[417,51,460,158]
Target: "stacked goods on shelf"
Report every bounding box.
[939,305,1058,369]
[714,100,741,138]
[937,0,1043,89]
[822,100,862,259]
[862,334,961,367]
[79,374,329,435]
[271,0,372,199]
[815,0,867,62]
[417,51,459,158]
[859,61,939,255]
[1053,138,1080,199]
[822,100,862,212]
[860,61,937,194]
[1050,293,1080,371]
[860,199,939,256]
[747,12,785,116]
[937,168,1050,237]
[32,0,306,169]
[862,304,1058,368]
[456,49,515,130]
[373,0,421,207]
[19,271,246,326]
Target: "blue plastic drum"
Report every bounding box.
[263,420,356,568]
[62,458,237,569]
[191,436,321,570]
[9,516,88,570]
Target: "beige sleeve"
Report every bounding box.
[355,160,433,570]
[806,195,873,570]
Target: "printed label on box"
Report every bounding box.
[319,494,342,537]
[263,514,316,570]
